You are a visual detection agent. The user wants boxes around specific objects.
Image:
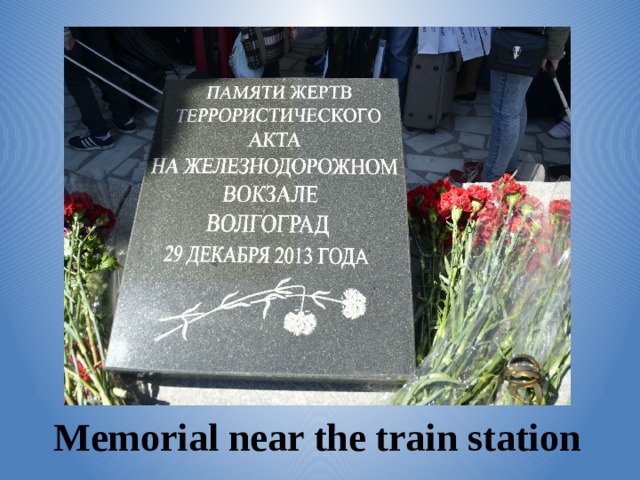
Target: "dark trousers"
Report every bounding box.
[262,61,280,78]
[64,27,132,135]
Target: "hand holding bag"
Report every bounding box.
[228,33,264,78]
[488,28,547,77]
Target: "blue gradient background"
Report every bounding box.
[1,1,637,478]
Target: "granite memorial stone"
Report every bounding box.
[106,78,415,382]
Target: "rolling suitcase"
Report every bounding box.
[403,51,458,132]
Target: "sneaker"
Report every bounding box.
[449,167,483,185]
[548,115,570,139]
[304,62,324,76]
[463,161,484,173]
[306,54,324,66]
[68,131,114,151]
[463,161,517,176]
[107,117,137,134]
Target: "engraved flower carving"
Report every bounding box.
[156,279,367,341]
[283,310,317,336]
[341,288,367,319]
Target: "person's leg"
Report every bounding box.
[64,32,109,136]
[384,27,417,112]
[481,70,533,181]
[262,61,280,78]
[455,56,484,99]
[548,115,571,139]
[80,28,133,126]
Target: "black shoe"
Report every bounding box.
[449,166,483,186]
[454,91,477,101]
[304,63,324,76]
[107,117,137,134]
[68,131,114,151]
[305,54,324,66]
[546,165,571,179]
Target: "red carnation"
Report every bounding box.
[549,199,571,223]
[71,191,93,213]
[492,174,527,207]
[437,187,473,222]
[407,185,432,218]
[64,190,75,219]
[431,177,453,196]
[88,203,116,229]
[466,184,492,213]
[503,181,527,198]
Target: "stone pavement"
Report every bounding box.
[63,27,571,405]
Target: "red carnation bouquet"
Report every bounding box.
[396,175,571,405]
[64,189,125,405]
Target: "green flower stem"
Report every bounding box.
[73,223,103,369]
[399,187,571,406]
[397,208,541,405]
[409,216,444,362]
[64,366,101,401]
[64,212,123,405]
[64,322,112,405]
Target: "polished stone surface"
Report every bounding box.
[106,78,415,382]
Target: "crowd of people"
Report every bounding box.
[64,27,571,182]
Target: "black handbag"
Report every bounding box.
[488,28,547,77]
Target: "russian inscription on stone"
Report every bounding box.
[106,78,415,382]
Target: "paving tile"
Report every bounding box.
[445,143,463,154]
[522,152,543,163]
[64,108,82,122]
[454,115,492,135]
[131,166,147,184]
[64,122,78,134]
[406,154,463,174]
[401,129,416,140]
[458,131,486,149]
[111,157,142,178]
[462,149,488,160]
[80,135,147,174]
[537,132,570,149]
[107,178,132,213]
[474,104,492,117]
[520,134,538,152]
[515,161,545,182]
[63,150,90,171]
[142,112,158,129]
[64,95,77,108]
[432,146,448,156]
[474,91,491,104]
[280,57,299,70]
[525,122,543,133]
[136,129,155,141]
[404,130,455,153]
[424,172,447,183]
[450,102,472,116]
[543,148,571,165]
[438,114,454,129]
[405,169,426,184]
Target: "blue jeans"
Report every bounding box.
[384,28,417,112]
[481,69,534,181]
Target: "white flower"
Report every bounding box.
[341,289,367,319]
[283,310,317,336]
